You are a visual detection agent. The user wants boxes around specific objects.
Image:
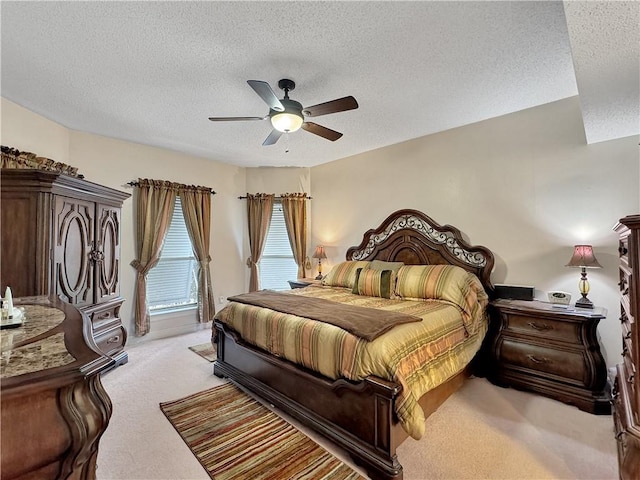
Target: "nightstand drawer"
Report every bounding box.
[502,313,580,344]
[500,339,586,385]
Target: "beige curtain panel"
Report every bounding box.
[130,179,178,336]
[246,193,275,292]
[281,193,308,279]
[180,186,216,323]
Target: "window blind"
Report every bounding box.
[147,197,198,310]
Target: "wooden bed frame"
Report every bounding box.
[213,209,495,480]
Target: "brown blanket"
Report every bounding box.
[226,290,422,341]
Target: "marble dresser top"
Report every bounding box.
[1,301,76,379]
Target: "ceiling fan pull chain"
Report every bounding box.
[285,132,290,153]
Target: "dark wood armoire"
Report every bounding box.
[1,168,130,366]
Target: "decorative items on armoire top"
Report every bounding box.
[565,244,602,309]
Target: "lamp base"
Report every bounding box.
[575,296,594,309]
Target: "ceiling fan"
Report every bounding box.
[208,79,358,146]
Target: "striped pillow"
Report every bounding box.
[352,268,396,299]
[395,264,488,334]
[322,261,371,288]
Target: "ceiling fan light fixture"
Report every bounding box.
[271,111,303,133]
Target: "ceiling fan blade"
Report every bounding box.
[302,96,358,117]
[208,116,267,122]
[247,80,285,112]
[262,129,283,146]
[301,122,343,141]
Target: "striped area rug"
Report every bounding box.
[188,342,217,362]
[160,382,364,480]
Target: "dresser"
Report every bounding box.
[0,169,130,366]
[1,296,114,480]
[612,215,640,480]
[489,299,610,414]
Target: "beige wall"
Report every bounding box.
[310,97,639,367]
[4,95,638,365]
[1,98,246,343]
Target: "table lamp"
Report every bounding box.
[313,245,327,280]
[566,245,602,309]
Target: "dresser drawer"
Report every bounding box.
[619,265,631,296]
[622,333,634,365]
[611,374,628,461]
[619,234,630,264]
[502,313,580,344]
[94,324,126,356]
[89,304,122,332]
[499,339,587,385]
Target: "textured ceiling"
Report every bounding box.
[1,1,638,168]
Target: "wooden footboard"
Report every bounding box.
[214,321,405,480]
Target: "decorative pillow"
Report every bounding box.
[370,260,404,274]
[352,268,396,299]
[395,264,488,334]
[322,261,371,289]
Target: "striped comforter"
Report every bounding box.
[214,284,488,440]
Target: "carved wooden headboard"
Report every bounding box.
[346,209,495,295]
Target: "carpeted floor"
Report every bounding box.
[160,382,364,480]
[188,342,216,362]
[97,329,618,479]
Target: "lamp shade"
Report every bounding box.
[566,245,602,268]
[312,245,327,259]
[271,112,303,133]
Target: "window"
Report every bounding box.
[259,202,298,290]
[147,197,198,311]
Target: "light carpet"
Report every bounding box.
[97,329,617,480]
[160,382,364,480]
[188,342,217,362]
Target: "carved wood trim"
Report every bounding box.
[58,375,113,480]
[346,209,494,295]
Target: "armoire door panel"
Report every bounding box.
[54,196,94,306]
[95,204,121,303]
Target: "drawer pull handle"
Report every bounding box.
[616,431,625,441]
[623,288,629,296]
[619,246,628,255]
[626,331,632,339]
[98,311,112,320]
[618,279,626,287]
[628,374,635,384]
[527,354,549,364]
[527,322,552,331]
[107,335,120,344]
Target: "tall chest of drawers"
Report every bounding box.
[612,214,640,480]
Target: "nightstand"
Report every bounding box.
[488,299,610,414]
[287,278,321,289]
